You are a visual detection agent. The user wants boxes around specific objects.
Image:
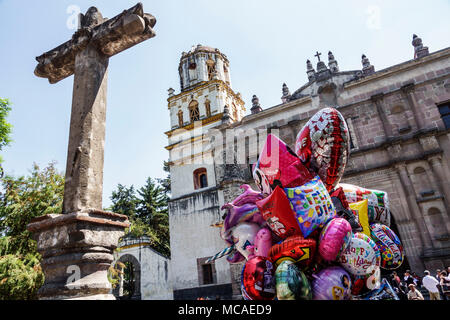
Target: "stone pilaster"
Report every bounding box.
[395,163,434,251]
[370,93,393,139]
[401,83,424,130]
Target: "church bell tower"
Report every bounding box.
[165,45,245,299]
[165,44,245,198]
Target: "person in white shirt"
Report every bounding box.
[407,284,424,300]
[422,270,441,300]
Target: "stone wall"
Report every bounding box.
[114,237,173,300]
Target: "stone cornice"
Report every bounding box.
[164,113,223,138]
[27,209,130,233]
[222,95,312,130]
[167,79,244,107]
[344,46,450,90]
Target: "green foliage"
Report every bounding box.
[0,162,64,255]
[0,237,44,300]
[107,260,125,289]
[0,98,13,164]
[110,176,170,257]
[0,162,64,299]
[156,160,171,197]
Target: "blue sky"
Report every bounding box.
[0,0,449,207]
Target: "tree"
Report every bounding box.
[0,98,13,176]
[110,184,138,218]
[0,162,64,299]
[109,174,170,257]
[157,160,171,197]
[136,177,170,256]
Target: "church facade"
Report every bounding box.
[165,37,450,299]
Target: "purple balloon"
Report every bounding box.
[312,266,352,300]
[232,184,265,207]
[221,203,266,243]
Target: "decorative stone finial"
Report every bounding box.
[306,59,315,82]
[412,34,429,59]
[281,83,290,103]
[222,105,232,124]
[168,87,175,97]
[361,54,375,76]
[328,51,339,73]
[251,95,263,114]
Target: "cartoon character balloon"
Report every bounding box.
[275,260,312,300]
[241,256,276,300]
[295,107,350,192]
[232,184,265,207]
[256,186,302,239]
[269,236,316,268]
[220,203,265,245]
[230,222,261,260]
[284,176,336,237]
[339,232,381,276]
[312,266,352,300]
[318,218,352,261]
[253,134,313,195]
[370,223,404,270]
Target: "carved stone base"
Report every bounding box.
[27,209,129,300]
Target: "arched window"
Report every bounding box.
[177,110,184,127]
[205,99,211,117]
[427,207,446,237]
[193,168,208,190]
[188,62,197,80]
[412,166,433,196]
[189,100,200,122]
[207,59,216,81]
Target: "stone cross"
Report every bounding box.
[34,3,156,214]
[314,51,322,61]
[28,3,157,300]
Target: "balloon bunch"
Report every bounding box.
[208,107,404,300]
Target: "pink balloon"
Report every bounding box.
[248,228,272,259]
[318,218,352,261]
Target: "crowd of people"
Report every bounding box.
[388,267,450,300]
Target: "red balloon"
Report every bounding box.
[295,107,350,192]
[269,236,316,268]
[242,256,276,300]
[256,186,302,239]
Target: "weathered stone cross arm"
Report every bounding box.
[34,2,156,84]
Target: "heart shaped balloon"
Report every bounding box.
[295,107,350,192]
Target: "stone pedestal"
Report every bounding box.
[27,209,129,300]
